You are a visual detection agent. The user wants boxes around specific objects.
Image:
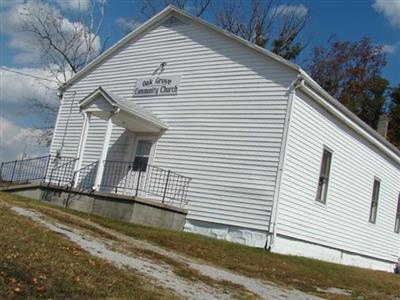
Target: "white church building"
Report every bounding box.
[47,6,400,271]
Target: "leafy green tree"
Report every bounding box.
[357,77,389,129]
[388,85,400,148]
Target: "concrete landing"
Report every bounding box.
[0,183,187,231]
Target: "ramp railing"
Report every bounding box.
[1,156,191,208]
[0,155,76,186]
[72,160,99,191]
[46,158,79,188]
[0,155,51,184]
[100,160,191,207]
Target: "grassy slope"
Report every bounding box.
[0,201,178,299]
[2,192,400,299]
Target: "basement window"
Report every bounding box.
[316,147,333,204]
[395,194,400,233]
[369,178,381,224]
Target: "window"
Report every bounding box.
[395,194,400,233]
[316,148,333,203]
[133,139,153,171]
[369,179,381,224]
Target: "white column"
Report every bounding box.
[93,116,113,190]
[73,112,91,187]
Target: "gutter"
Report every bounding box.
[299,75,400,166]
[267,75,304,250]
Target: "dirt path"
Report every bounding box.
[10,205,322,300]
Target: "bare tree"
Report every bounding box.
[271,8,308,60]
[216,0,308,60]
[20,0,108,87]
[18,0,108,145]
[124,0,307,60]
[140,0,212,18]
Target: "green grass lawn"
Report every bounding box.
[2,192,400,299]
[0,198,178,299]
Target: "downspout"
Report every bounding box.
[266,75,304,251]
[48,85,66,157]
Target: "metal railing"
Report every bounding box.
[0,155,76,186]
[47,158,79,188]
[100,160,191,206]
[0,155,51,184]
[73,161,98,191]
[1,155,191,207]
[100,160,139,194]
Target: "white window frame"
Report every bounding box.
[395,193,400,233]
[130,136,158,196]
[316,146,333,204]
[369,177,381,224]
[131,135,157,167]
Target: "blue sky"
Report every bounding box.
[0,0,399,161]
[2,0,399,83]
[59,0,400,84]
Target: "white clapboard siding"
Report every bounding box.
[277,91,400,262]
[50,15,296,231]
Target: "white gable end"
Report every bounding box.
[50,12,297,233]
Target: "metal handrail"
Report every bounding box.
[0,155,52,184]
[73,160,99,191]
[100,159,191,206]
[0,155,75,185]
[1,155,191,208]
[47,158,79,188]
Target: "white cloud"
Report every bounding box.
[0,1,102,65]
[0,66,59,160]
[0,0,24,9]
[0,2,41,64]
[0,1,103,162]
[382,43,398,54]
[373,0,400,27]
[0,117,48,161]
[0,67,57,161]
[276,4,308,18]
[54,0,91,11]
[116,17,142,32]
[0,66,58,108]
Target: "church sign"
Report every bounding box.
[134,75,180,97]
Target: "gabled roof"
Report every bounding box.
[80,87,168,130]
[63,5,300,89]
[68,6,400,164]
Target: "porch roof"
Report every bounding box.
[79,87,168,133]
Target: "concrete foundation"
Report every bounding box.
[184,219,268,248]
[272,234,397,273]
[1,184,187,231]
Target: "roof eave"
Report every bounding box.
[80,87,168,130]
[117,101,169,130]
[79,87,117,109]
[63,6,177,90]
[298,69,400,165]
[63,5,300,91]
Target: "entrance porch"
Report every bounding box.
[73,87,190,207]
[0,87,191,208]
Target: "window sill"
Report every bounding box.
[314,200,328,209]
